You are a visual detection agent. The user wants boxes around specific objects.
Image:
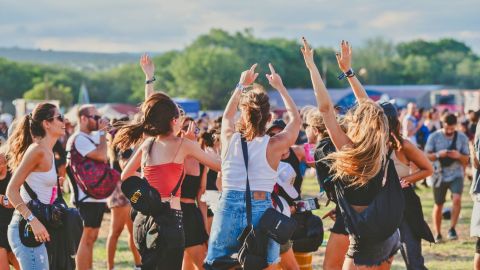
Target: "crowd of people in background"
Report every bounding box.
[0,37,479,270]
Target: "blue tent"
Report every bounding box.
[173,98,201,118]
[335,90,386,114]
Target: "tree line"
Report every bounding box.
[0,29,479,110]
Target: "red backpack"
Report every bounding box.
[67,134,120,201]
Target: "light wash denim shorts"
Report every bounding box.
[205,190,280,265]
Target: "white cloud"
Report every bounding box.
[368,11,420,29]
[0,0,478,53]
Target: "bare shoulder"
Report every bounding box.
[25,143,47,159]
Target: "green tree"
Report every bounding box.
[23,81,74,107]
[169,47,244,109]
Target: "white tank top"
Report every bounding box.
[222,133,277,192]
[20,156,57,204]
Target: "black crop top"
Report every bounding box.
[181,165,204,200]
[341,172,383,206]
[314,137,383,206]
[206,169,218,191]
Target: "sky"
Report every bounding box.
[1,0,479,53]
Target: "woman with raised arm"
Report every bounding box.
[178,117,209,270]
[114,59,220,269]
[6,103,66,270]
[301,37,401,270]
[335,40,434,270]
[204,63,301,269]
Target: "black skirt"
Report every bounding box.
[181,202,209,248]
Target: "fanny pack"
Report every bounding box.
[19,177,67,247]
[438,131,458,167]
[258,193,297,245]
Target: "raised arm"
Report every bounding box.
[301,37,352,150]
[140,53,155,100]
[267,63,301,150]
[184,139,221,172]
[335,40,369,102]
[221,64,258,151]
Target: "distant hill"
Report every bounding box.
[0,47,148,71]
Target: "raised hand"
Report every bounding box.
[140,53,155,79]
[266,63,285,91]
[181,121,198,141]
[301,37,315,69]
[238,63,259,87]
[335,40,352,73]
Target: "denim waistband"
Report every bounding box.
[221,189,271,200]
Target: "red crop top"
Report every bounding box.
[144,163,184,198]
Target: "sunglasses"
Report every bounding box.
[87,115,102,121]
[182,125,200,135]
[302,123,310,129]
[49,114,65,122]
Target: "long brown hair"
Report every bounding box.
[7,103,57,169]
[237,89,271,141]
[327,99,389,186]
[113,92,180,151]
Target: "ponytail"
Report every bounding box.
[113,121,145,151]
[7,115,34,170]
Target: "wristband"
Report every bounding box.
[145,76,156,84]
[98,131,106,136]
[435,152,440,160]
[26,213,35,222]
[3,196,8,207]
[235,83,247,92]
[337,68,355,80]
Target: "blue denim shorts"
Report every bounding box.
[205,190,280,265]
[7,212,49,270]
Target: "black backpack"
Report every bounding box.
[335,156,405,243]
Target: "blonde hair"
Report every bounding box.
[306,110,328,138]
[327,99,389,186]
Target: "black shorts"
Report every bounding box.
[181,202,208,248]
[433,177,464,205]
[0,223,11,252]
[77,202,106,228]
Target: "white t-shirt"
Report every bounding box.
[66,131,107,203]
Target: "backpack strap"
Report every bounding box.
[23,182,38,201]
[169,168,185,199]
[240,137,252,226]
[448,131,458,150]
[66,134,95,203]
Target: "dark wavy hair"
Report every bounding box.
[113,92,180,151]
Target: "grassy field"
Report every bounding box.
[88,173,477,269]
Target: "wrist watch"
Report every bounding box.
[145,76,156,84]
[337,68,355,80]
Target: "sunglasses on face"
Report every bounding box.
[87,115,102,121]
[49,114,65,122]
[302,123,310,129]
[182,125,200,135]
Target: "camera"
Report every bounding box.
[294,198,320,212]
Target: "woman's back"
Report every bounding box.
[222,132,277,192]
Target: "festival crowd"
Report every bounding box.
[0,38,479,270]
